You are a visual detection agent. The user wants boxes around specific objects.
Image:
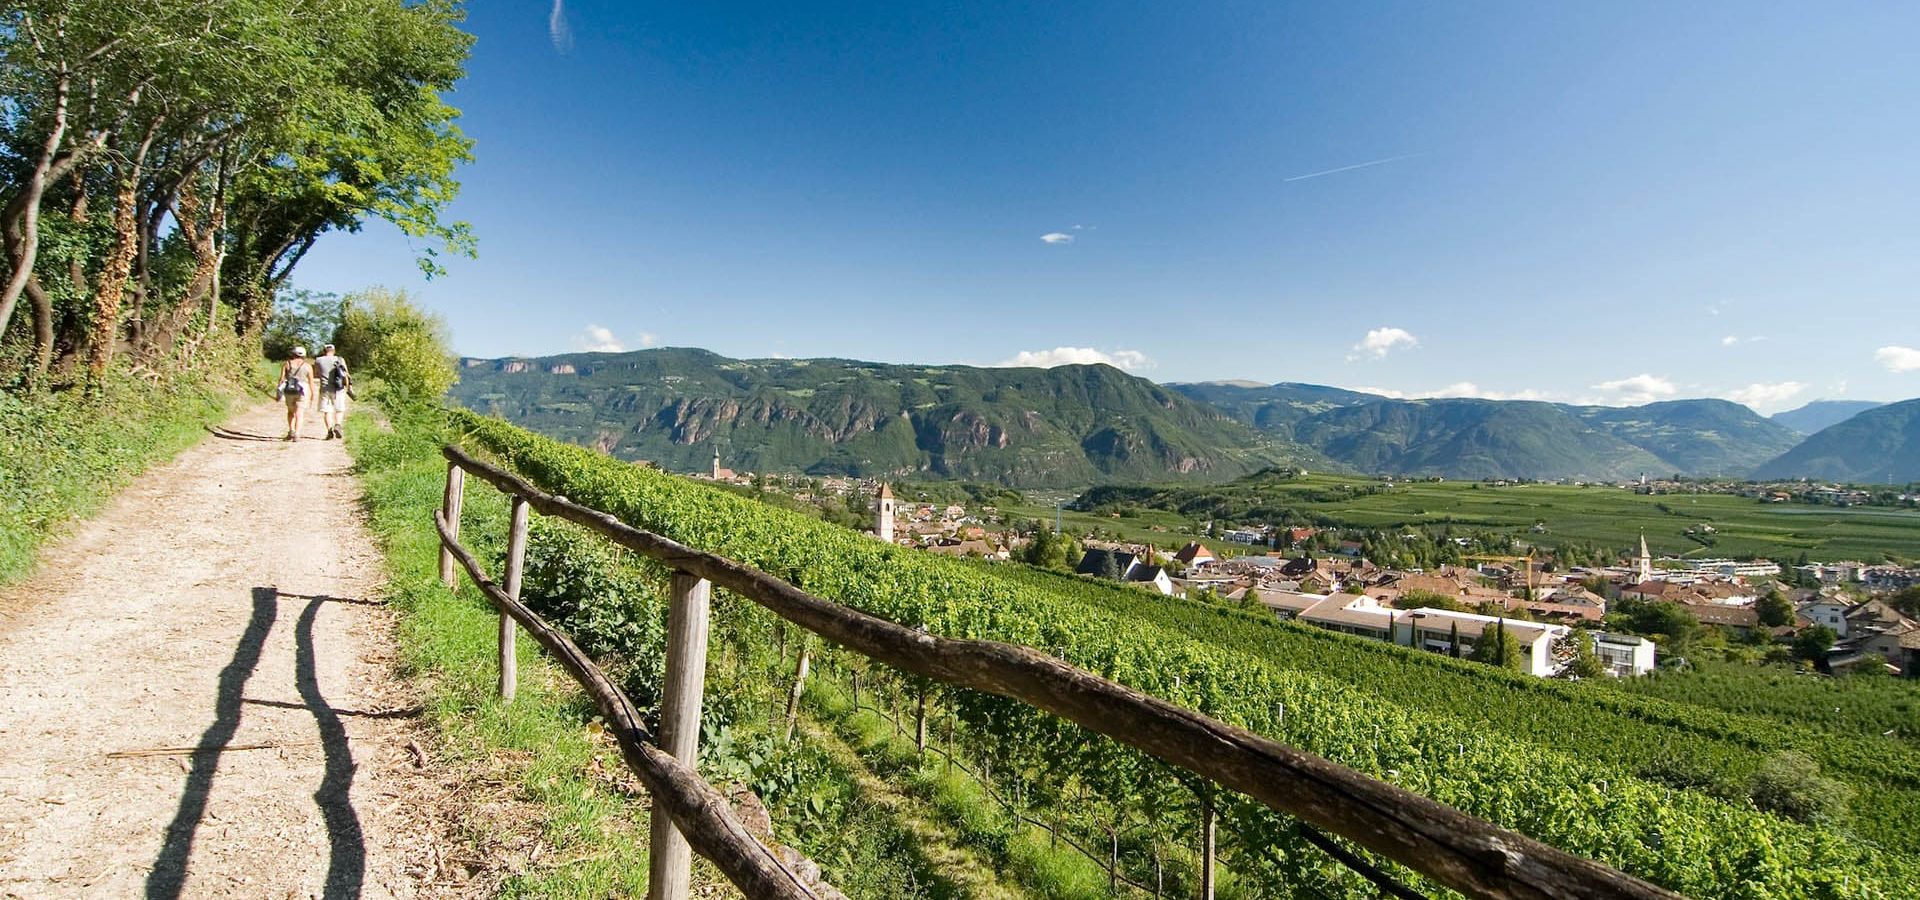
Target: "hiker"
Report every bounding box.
[277,346,316,441]
[313,343,351,440]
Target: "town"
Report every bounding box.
[693,454,1920,682]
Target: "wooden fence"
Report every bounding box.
[433,444,1681,900]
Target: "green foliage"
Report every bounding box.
[1468,620,1524,670]
[1560,630,1607,680]
[1793,626,1838,663]
[1396,590,1469,612]
[261,289,344,361]
[333,287,456,403]
[1748,751,1854,824]
[1756,590,1796,628]
[0,343,245,584]
[1019,527,1081,572]
[452,408,1920,897]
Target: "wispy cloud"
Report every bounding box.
[1040,232,1075,244]
[1283,152,1422,183]
[1721,335,1766,347]
[549,0,574,53]
[1348,382,1553,402]
[1589,374,1679,405]
[1347,326,1418,362]
[1876,345,1920,373]
[1722,381,1806,413]
[571,324,623,353]
[996,347,1152,371]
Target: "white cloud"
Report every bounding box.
[549,0,574,53]
[571,324,623,353]
[1588,374,1679,405]
[1875,345,1920,373]
[996,347,1153,371]
[637,331,659,348]
[1346,326,1418,362]
[1345,382,1552,402]
[1040,232,1075,244]
[1721,335,1739,347]
[1722,381,1806,413]
[1721,335,1767,347]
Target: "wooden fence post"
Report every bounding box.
[648,571,712,900]
[437,462,464,588]
[500,496,529,703]
[1201,789,1217,900]
[782,641,811,742]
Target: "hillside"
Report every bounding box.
[450,348,1324,487]
[1165,381,1382,431]
[1178,381,1808,479]
[1771,399,1885,434]
[1571,399,1803,475]
[1753,397,1920,482]
[1288,398,1671,480]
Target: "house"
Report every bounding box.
[1592,633,1657,676]
[1223,528,1265,545]
[1171,542,1215,569]
[1258,591,1573,677]
[1075,550,1175,595]
[1801,599,1852,637]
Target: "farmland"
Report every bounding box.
[1057,471,1920,563]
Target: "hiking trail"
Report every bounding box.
[0,401,432,899]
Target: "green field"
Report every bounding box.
[1056,473,1920,563]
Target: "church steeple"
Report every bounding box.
[1638,533,1653,584]
[876,483,895,543]
[712,447,721,480]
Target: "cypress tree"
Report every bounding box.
[1449,622,1461,658]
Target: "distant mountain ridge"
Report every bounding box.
[449,348,1326,488]
[1170,382,1804,480]
[1752,398,1920,482]
[1770,400,1885,434]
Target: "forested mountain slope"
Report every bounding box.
[450,348,1325,487]
[1754,398,1920,482]
[1771,400,1885,434]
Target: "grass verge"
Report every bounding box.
[0,362,249,585]
[345,407,680,897]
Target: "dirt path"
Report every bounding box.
[0,401,430,899]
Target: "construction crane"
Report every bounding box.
[1463,549,1537,600]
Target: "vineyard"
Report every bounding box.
[446,408,1920,898]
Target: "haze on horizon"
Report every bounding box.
[297,1,1920,414]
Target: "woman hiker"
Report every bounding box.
[277,346,316,441]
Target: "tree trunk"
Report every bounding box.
[87,129,153,381]
[0,71,70,342]
[26,274,54,382]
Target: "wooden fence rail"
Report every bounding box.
[436,444,1680,900]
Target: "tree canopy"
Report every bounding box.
[0,0,473,387]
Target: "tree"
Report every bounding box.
[1469,619,1524,671]
[1889,585,1920,619]
[1447,621,1461,658]
[261,289,343,360]
[1792,625,1837,664]
[332,287,455,402]
[1093,551,1122,581]
[1558,629,1607,679]
[1756,590,1795,628]
[1397,590,1468,612]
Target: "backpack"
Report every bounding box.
[326,359,349,393]
[279,366,307,398]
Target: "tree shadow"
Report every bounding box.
[205,426,286,443]
[145,587,368,900]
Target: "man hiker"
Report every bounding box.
[313,343,351,440]
[277,346,316,441]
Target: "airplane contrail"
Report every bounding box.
[550,0,575,53]
[1282,152,1423,183]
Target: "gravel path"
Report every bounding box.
[0,401,429,899]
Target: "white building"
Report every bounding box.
[875,484,895,543]
[1592,632,1657,676]
[1682,558,1782,578]
[1258,591,1576,677]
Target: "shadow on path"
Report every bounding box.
[205,426,285,443]
[296,596,367,899]
[145,588,369,900]
[145,587,278,899]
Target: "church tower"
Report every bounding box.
[712,448,721,480]
[876,484,895,543]
[1638,533,1653,584]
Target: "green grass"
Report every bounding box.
[345,407,664,897]
[0,363,245,585]
[1051,472,1920,562]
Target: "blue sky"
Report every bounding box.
[295,1,1920,413]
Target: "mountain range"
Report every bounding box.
[449,348,1910,487]
[1769,400,1885,434]
[449,348,1323,488]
